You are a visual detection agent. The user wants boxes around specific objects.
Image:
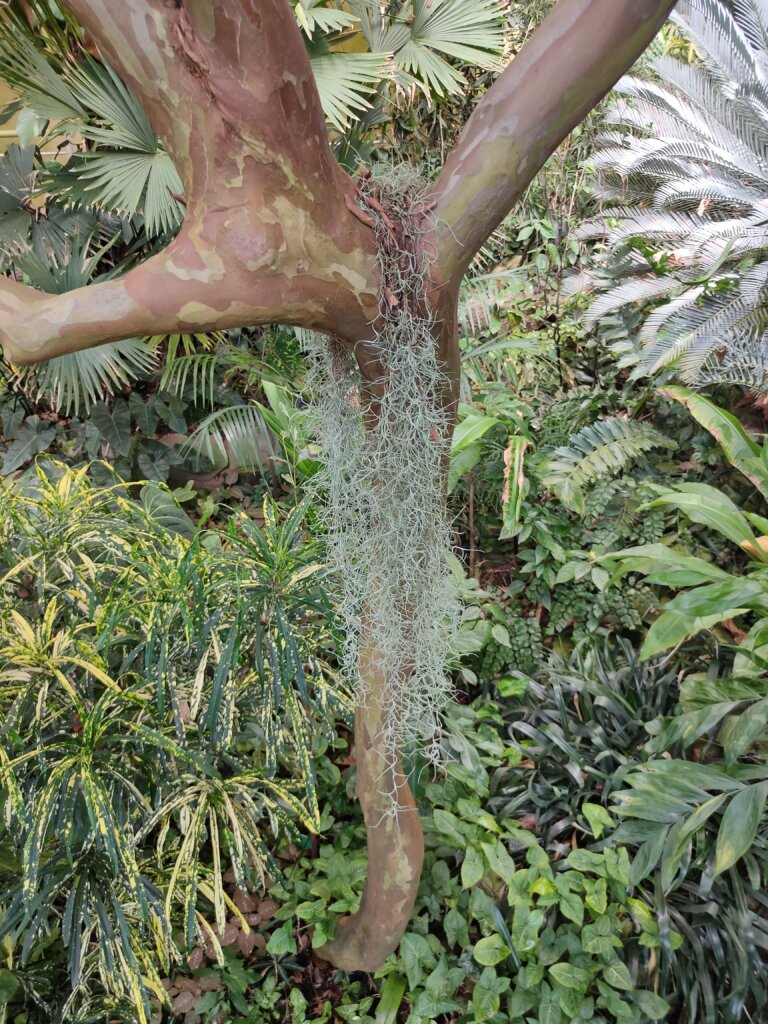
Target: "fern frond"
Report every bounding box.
[540,418,675,513]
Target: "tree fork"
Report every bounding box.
[0,0,678,975]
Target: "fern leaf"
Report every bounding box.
[540,418,675,513]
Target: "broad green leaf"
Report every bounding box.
[715,781,768,874]
[603,961,634,991]
[140,482,196,540]
[660,386,768,499]
[461,845,485,888]
[400,932,436,990]
[0,970,20,1006]
[91,399,133,457]
[640,578,768,657]
[582,802,615,840]
[548,962,591,991]
[603,543,731,588]
[646,483,762,554]
[473,934,511,966]
[636,990,672,1020]
[2,416,56,474]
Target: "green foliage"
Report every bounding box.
[540,417,675,515]
[292,0,505,131]
[0,463,342,1020]
[604,391,768,660]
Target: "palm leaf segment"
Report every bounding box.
[2,226,156,414]
[581,0,768,391]
[293,0,505,129]
[0,13,183,236]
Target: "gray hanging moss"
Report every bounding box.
[302,168,460,803]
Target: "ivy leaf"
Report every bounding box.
[461,845,485,888]
[473,934,511,967]
[265,922,296,956]
[400,932,435,991]
[444,907,469,948]
[548,962,591,991]
[603,960,634,991]
[582,802,615,840]
[557,889,584,927]
[636,990,672,1020]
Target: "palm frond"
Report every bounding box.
[351,0,504,99]
[310,51,393,130]
[184,404,279,476]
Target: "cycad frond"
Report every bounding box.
[583,0,768,390]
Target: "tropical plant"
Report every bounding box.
[0,461,343,1020]
[579,0,768,391]
[603,387,768,662]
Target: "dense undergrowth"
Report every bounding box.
[1,1,768,1022]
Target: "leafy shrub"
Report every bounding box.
[0,462,343,1021]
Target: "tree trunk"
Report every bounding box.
[317,291,460,971]
[317,628,424,972]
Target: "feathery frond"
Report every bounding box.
[540,418,675,514]
[582,0,768,390]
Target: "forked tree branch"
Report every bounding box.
[0,219,379,365]
[431,0,678,283]
[1,0,380,365]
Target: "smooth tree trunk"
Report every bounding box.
[318,629,425,972]
[0,0,679,972]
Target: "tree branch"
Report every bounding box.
[0,218,380,365]
[0,1,382,365]
[64,0,349,206]
[431,0,678,283]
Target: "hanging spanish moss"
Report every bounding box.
[302,168,460,805]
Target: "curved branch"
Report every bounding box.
[6,0,380,363]
[64,0,349,207]
[431,0,678,283]
[0,213,380,365]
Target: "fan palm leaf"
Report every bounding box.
[4,235,156,414]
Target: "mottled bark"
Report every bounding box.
[0,0,677,974]
[0,0,382,362]
[317,629,425,973]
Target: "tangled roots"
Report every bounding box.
[303,169,460,805]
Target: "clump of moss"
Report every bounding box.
[303,169,460,803]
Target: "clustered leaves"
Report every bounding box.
[0,463,343,1019]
